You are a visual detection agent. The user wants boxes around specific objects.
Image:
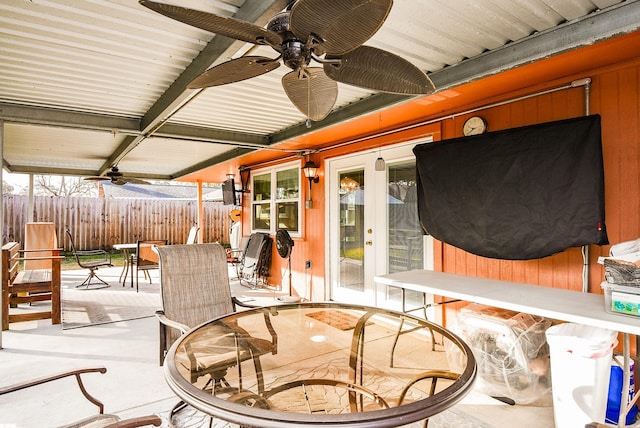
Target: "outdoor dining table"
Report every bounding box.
[112,243,136,287]
[163,302,477,428]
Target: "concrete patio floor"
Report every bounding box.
[0,267,556,427]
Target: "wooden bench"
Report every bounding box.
[2,242,63,330]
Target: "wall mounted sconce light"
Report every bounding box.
[302,158,320,209]
[239,166,251,193]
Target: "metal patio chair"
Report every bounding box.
[155,242,277,421]
[0,366,161,428]
[397,370,461,427]
[65,228,113,289]
[132,239,167,292]
[237,233,272,288]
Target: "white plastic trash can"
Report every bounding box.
[545,323,618,428]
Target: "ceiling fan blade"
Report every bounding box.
[188,57,280,89]
[139,0,282,46]
[290,0,392,55]
[83,176,110,182]
[120,177,150,185]
[282,68,338,122]
[324,46,435,94]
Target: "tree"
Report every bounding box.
[2,180,15,195]
[34,175,97,197]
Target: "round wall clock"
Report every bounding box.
[463,116,488,136]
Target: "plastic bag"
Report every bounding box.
[454,304,552,404]
[545,323,617,358]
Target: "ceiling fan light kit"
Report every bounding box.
[140,0,434,122]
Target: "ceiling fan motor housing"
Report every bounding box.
[268,12,311,71]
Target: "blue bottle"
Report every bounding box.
[606,356,638,425]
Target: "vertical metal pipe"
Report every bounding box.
[197,180,203,244]
[621,333,631,428]
[573,78,592,293]
[0,119,3,349]
[27,174,34,222]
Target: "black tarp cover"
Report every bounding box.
[413,115,608,260]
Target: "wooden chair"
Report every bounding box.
[155,243,277,420]
[24,222,57,270]
[132,239,167,292]
[65,228,113,289]
[2,242,63,330]
[0,367,161,427]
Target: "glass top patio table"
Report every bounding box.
[164,302,476,428]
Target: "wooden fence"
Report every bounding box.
[3,195,234,251]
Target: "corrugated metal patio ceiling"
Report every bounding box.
[1,0,639,183]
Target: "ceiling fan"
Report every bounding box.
[139,0,435,122]
[83,166,150,186]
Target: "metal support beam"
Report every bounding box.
[100,0,290,176]
[276,1,640,145]
[430,0,640,90]
[0,103,140,133]
[2,1,639,179]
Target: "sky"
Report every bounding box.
[2,171,89,195]
[3,171,30,188]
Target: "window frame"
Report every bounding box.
[250,161,302,237]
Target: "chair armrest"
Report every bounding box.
[76,249,109,256]
[0,367,107,413]
[18,256,66,261]
[155,311,189,335]
[262,310,278,354]
[228,302,278,355]
[227,248,243,261]
[76,249,112,261]
[232,296,260,309]
[104,415,162,428]
[18,248,65,262]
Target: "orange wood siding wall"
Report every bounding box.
[182,32,640,355]
[433,61,639,352]
[195,32,640,309]
[269,59,640,304]
[440,84,588,288]
[440,61,640,292]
